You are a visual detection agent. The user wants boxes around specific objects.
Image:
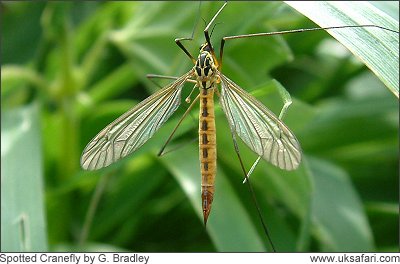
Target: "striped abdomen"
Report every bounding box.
[199,87,217,225]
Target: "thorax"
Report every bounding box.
[194,51,218,90]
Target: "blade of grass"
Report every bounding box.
[1,102,48,251]
[307,157,374,251]
[285,1,399,97]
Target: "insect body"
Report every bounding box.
[80,2,302,225]
[196,44,219,224]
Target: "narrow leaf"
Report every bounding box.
[285,1,399,97]
[1,102,48,251]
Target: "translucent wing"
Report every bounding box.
[218,73,302,170]
[81,70,194,170]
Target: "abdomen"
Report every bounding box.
[199,87,217,225]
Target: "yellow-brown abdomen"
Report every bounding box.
[199,88,217,225]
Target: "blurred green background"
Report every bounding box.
[1,1,399,252]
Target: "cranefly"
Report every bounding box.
[80,2,397,249]
[80,2,301,226]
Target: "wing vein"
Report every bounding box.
[218,72,302,171]
[80,70,194,170]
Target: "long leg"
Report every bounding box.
[175,2,204,63]
[158,94,200,156]
[147,74,196,88]
[175,37,196,63]
[229,130,276,252]
[176,1,229,60]
[243,80,293,184]
[216,89,276,251]
[219,24,398,69]
[79,171,112,245]
[222,79,296,251]
[146,74,199,155]
[179,2,229,65]
[203,2,228,51]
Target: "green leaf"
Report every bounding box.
[285,1,399,97]
[298,73,398,251]
[1,102,48,251]
[307,157,373,251]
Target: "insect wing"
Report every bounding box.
[81,70,194,170]
[218,73,301,170]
